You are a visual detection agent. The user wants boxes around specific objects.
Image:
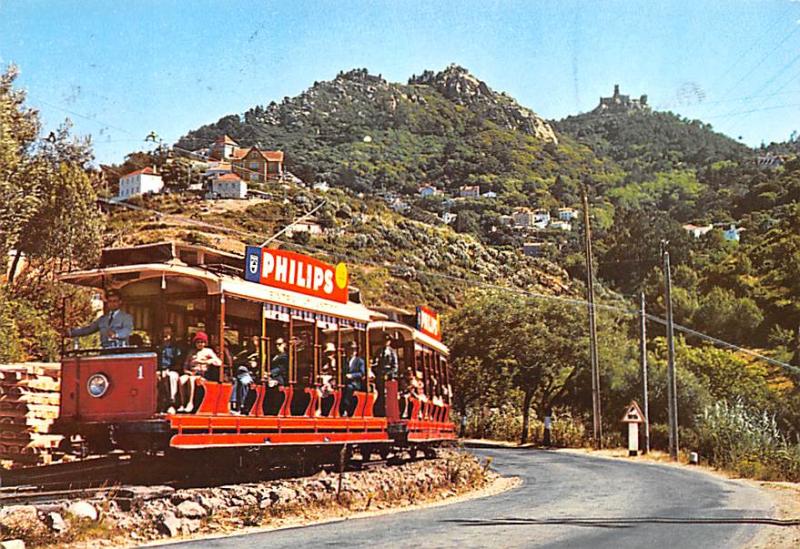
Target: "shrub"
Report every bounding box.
[695,400,800,481]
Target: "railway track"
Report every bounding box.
[0,446,438,506]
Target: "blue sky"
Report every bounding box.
[1,0,799,164]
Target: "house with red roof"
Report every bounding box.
[208,135,249,161]
[117,166,163,199]
[232,147,284,183]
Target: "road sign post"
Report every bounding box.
[622,401,645,457]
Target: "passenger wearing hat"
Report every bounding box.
[341,341,365,417]
[230,335,259,415]
[374,334,399,416]
[318,342,337,416]
[268,337,289,387]
[178,331,222,413]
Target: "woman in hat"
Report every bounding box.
[318,342,337,415]
[178,331,222,413]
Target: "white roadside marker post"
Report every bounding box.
[622,401,645,457]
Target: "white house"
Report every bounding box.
[285,219,323,238]
[312,181,330,192]
[441,212,458,224]
[683,223,714,239]
[482,191,498,199]
[558,207,578,221]
[549,220,572,231]
[533,209,551,228]
[117,167,164,199]
[211,173,248,199]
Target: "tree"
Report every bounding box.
[447,289,587,444]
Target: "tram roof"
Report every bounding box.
[60,262,383,324]
[368,320,449,356]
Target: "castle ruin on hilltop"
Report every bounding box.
[592,84,649,114]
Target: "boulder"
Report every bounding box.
[157,511,181,537]
[176,500,207,519]
[46,511,68,533]
[67,500,98,522]
[0,505,48,541]
[0,541,26,549]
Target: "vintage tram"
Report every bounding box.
[53,242,455,458]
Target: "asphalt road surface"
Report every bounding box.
[163,448,774,548]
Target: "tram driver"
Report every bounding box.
[67,290,134,348]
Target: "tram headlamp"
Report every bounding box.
[87,373,110,398]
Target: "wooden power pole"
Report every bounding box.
[661,241,679,460]
[582,186,602,449]
[639,291,650,454]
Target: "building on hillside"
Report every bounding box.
[499,215,514,226]
[232,147,285,183]
[418,184,442,197]
[312,181,330,192]
[118,167,163,199]
[441,212,457,224]
[208,135,248,161]
[210,173,248,199]
[522,242,546,257]
[533,209,551,228]
[683,223,714,239]
[284,219,323,238]
[592,84,649,114]
[458,185,480,198]
[549,220,572,231]
[558,207,578,221]
[203,161,233,179]
[482,191,498,199]
[512,208,534,228]
[723,224,742,242]
[756,154,786,169]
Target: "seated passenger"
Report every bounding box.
[179,331,222,413]
[399,369,414,418]
[230,336,258,415]
[157,324,182,414]
[341,341,365,417]
[268,337,289,387]
[68,290,134,348]
[318,343,337,416]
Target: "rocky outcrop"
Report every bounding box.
[409,64,558,143]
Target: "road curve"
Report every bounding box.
[162,448,774,548]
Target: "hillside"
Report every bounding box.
[177,65,621,202]
[106,188,574,313]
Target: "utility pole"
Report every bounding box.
[639,291,650,454]
[661,241,679,460]
[582,186,602,449]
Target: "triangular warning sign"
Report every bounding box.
[621,400,645,423]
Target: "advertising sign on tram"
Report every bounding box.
[416,306,441,341]
[244,246,349,304]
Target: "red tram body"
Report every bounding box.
[53,243,455,457]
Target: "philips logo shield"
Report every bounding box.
[244,246,261,282]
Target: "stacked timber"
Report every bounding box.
[0,362,63,467]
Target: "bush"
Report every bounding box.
[695,400,800,481]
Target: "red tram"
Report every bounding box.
[53,242,455,458]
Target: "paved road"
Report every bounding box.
[164,448,774,548]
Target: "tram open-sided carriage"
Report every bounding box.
[53,242,455,458]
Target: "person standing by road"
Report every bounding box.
[68,290,134,348]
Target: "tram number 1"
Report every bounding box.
[137,364,144,380]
